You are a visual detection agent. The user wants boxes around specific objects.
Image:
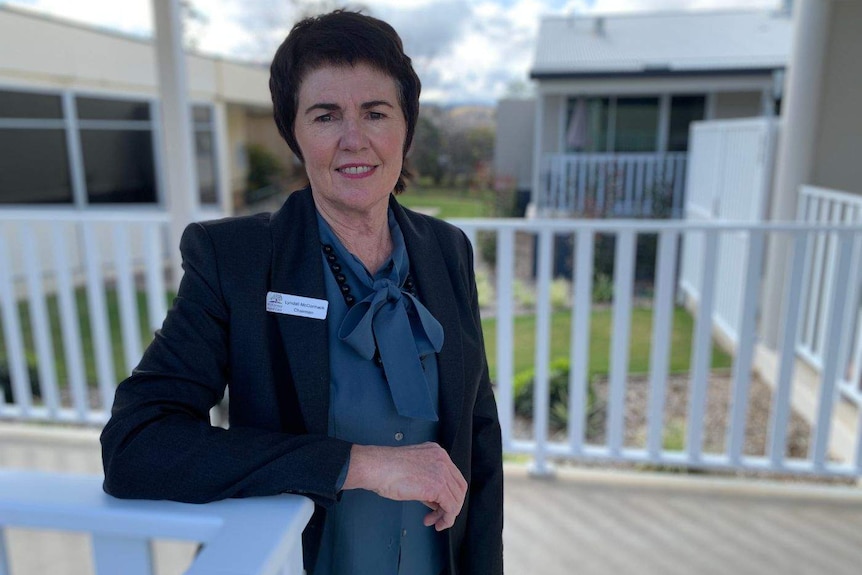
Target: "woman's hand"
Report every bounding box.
[343,442,467,531]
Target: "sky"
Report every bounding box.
[1,0,783,104]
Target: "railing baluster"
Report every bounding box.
[647,230,678,459]
[569,229,593,454]
[113,226,144,377]
[52,225,89,422]
[811,231,854,470]
[607,229,636,455]
[0,236,32,418]
[813,202,842,359]
[727,230,765,464]
[768,232,808,468]
[144,225,167,334]
[82,225,117,416]
[20,226,60,420]
[687,229,718,462]
[495,229,515,451]
[531,229,554,475]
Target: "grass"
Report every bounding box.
[481,306,733,382]
[397,185,493,219]
[0,286,171,389]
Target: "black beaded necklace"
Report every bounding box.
[321,243,417,308]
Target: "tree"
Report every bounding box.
[409,115,445,185]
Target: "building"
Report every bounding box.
[521,8,792,217]
[0,4,293,215]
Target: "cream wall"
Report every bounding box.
[225,105,250,208]
[811,0,862,196]
[712,91,763,120]
[0,8,270,106]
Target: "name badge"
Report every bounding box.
[266,291,328,320]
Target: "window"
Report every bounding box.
[0,89,71,204]
[668,96,706,152]
[75,95,158,204]
[613,97,659,152]
[0,88,221,207]
[193,104,219,205]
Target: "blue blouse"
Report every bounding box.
[313,209,446,575]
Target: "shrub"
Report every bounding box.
[475,268,495,309]
[550,278,571,310]
[512,358,596,430]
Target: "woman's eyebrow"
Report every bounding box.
[361,100,394,110]
[304,103,340,114]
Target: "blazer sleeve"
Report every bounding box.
[460,233,504,575]
[100,222,351,506]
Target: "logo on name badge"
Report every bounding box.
[266,291,328,320]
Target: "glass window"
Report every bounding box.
[668,96,706,152]
[0,129,72,203]
[80,130,157,203]
[193,104,219,206]
[76,97,151,121]
[565,97,609,153]
[195,131,217,205]
[0,90,63,119]
[613,97,659,152]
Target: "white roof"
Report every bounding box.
[531,10,792,78]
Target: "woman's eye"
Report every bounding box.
[315,114,333,123]
[368,111,385,120]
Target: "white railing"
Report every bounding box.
[456,218,862,478]
[0,470,312,575]
[2,214,862,479]
[0,210,171,425]
[537,153,688,218]
[797,186,862,406]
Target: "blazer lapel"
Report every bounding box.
[269,189,330,435]
[392,197,465,451]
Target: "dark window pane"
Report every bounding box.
[195,131,218,205]
[80,130,157,203]
[668,96,706,152]
[565,97,609,153]
[192,105,212,123]
[0,90,63,119]
[76,97,150,121]
[0,129,72,203]
[614,97,659,152]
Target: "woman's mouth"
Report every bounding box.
[337,165,375,176]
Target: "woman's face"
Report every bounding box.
[294,63,407,218]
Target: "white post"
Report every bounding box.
[153,0,199,290]
[761,0,832,347]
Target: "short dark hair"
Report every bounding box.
[269,10,421,194]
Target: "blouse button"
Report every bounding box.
[394,432,404,441]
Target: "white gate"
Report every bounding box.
[680,117,779,344]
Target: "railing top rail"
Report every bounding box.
[0,470,314,575]
[448,217,862,234]
[801,185,862,207]
[546,152,688,160]
[0,209,172,224]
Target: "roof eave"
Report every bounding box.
[529,66,785,81]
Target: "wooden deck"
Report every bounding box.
[3,423,862,574]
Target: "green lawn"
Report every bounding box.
[397,186,492,219]
[2,288,731,392]
[481,306,732,382]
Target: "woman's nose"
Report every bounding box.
[339,117,368,151]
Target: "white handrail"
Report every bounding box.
[0,470,313,575]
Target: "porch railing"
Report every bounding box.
[1,213,861,478]
[796,186,862,405]
[537,153,688,218]
[0,470,312,575]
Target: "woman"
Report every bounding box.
[100,10,502,575]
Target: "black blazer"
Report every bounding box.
[100,188,503,574]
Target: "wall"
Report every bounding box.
[811,0,862,196]
[493,98,535,191]
[712,91,763,120]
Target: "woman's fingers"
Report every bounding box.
[344,442,466,529]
